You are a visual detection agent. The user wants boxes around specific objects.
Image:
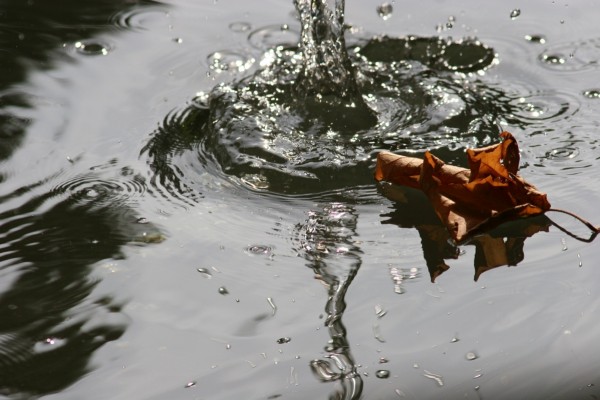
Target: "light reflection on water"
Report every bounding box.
[0,0,599,399]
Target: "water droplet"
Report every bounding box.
[172,37,183,44]
[541,54,566,65]
[524,34,546,44]
[466,352,478,360]
[583,89,600,99]
[375,304,387,318]
[197,267,213,278]
[229,21,252,33]
[225,343,231,349]
[561,238,568,251]
[379,357,389,363]
[376,3,393,20]
[136,217,149,224]
[376,370,390,379]
[450,337,460,343]
[578,253,582,267]
[74,40,111,56]
[423,370,444,386]
[218,286,229,295]
[277,337,291,344]
[185,381,196,388]
[267,297,277,316]
[510,9,521,19]
[246,244,273,256]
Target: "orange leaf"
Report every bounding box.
[375,132,551,242]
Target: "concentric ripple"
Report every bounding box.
[110,7,171,32]
[247,24,299,50]
[539,37,600,72]
[51,166,146,207]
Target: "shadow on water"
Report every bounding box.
[378,182,552,282]
[0,0,164,396]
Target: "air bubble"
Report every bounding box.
[466,352,478,360]
[510,9,521,19]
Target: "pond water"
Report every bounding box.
[1,0,600,399]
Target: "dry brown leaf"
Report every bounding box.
[375,132,551,242]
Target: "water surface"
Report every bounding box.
[0,1,599,399]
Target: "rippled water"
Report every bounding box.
[1,1,600,399]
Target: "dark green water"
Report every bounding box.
[0,1,599,399]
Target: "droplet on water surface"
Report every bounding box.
[541,54,566,65]
[197,268,213,279]
[218,286,229,295]
[510,9,521,19]
[246,245,273,256]
[229,21,252,33]
[583,89,600,99]
[423,370,444,386]
[524,34,546,44]
[74,40,110,56]
[466,351,478,361]
[376,3,393,20]
[376,370,390,379]
[277,337,291,344]
[184,381,196,388]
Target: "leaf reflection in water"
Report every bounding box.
[379,182,552,282]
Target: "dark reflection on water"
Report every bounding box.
[0,0,164,396]
[379,183,552,282]
[0,182,160,396]
[0,0,164,162]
